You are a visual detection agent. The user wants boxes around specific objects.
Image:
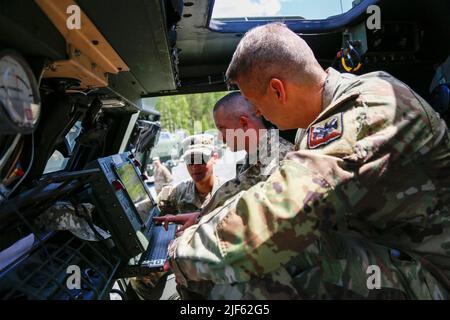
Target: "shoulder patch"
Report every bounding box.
[307,113,343,149]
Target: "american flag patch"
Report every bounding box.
[307,113,343,149]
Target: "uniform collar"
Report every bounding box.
[294,68,360,150]
[242,129,271,171]
[242,129,275,173]
[189,176,221,207]
[294,68,340,149]
[322,67,342,112]
[313,68,360,125]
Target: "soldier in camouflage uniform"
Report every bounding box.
[156,134,223,215]
[202,91,293,215]
[131,134,223,299]
[154,92,293,229]
[167,23,450,299]
[152,157,173,195]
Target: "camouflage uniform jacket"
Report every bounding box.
[168,68,450,299]
[153,165,173,194]
[201,134,293,217]
[157,176,223,215]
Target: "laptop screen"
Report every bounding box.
[115,162,153,224]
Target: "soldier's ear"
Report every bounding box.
[239,115,249,129]
[269,78,286,104]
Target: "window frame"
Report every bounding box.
[207,0,380,34]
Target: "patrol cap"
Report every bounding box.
[181,134,215,164]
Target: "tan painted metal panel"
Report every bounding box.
[35,0,129,88]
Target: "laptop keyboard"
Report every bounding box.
[142,224,177,269]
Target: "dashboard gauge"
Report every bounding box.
[0,51,40,134]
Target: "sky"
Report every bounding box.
[211,0,356,19]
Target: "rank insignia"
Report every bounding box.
[308,113,343,149]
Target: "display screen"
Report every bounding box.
[115,162,153,224]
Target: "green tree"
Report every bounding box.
[156,91,229,134]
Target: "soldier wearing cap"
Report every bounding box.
[156,133,223,216]
[130,134,223,300]
[152,156,173,195]
[167,23,450,299]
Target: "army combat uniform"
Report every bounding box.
[175,131,293,299]
[168,68,450,299]
[153,164,173,195]
[131,177,223,299]
[157,176,223,215]
[131,134,223,299]
[157,132,224,215]
[201,132,293,217]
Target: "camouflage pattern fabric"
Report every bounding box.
[201,134,293,217]
[35,202,110,241]
[157,176,223,215]
[130,273,180,300]
[168,68,450,299]
[153,164,173,195]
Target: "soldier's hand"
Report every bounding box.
[153,214,177,230]
[153,212,200,231]
[175,212,201,236]
[163,260,170,272]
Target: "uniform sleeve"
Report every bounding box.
[200,165,262,217]
[168,76,445,286]
[168,156,345,286]
[342,74,445,167]
[157,185,179,215]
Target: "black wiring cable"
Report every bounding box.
[109,288,127,300]
[70,198,113,259]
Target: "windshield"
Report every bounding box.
[211,0,356,20]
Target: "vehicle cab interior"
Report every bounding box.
[0,0,449,299]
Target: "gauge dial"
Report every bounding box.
[0,51,40,133]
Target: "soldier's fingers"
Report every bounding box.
[163,261,170,272]
[153,216,168,223]
[153,217,163,224]
[180,215,198,230]
[154,215,174,223]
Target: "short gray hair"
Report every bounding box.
[225,22,322,92]
[213,91,264,125]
